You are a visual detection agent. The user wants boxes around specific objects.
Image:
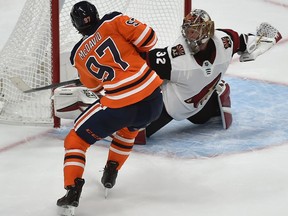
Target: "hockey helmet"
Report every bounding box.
[182,9,215,54]
[70,1,100,34]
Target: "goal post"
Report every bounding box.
[0,0,191,127]
[51,0,61,128]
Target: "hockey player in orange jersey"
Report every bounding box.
[56,1,163,214]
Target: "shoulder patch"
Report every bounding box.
[221,36,232,49]
[171,44,185,58]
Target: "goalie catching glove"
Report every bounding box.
[239,22,282,62]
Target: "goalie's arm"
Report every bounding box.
[141,47,172,80]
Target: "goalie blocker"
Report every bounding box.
[52,86,99,119]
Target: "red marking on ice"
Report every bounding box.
[0,129,53,153]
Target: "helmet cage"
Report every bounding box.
[182,9,214,54]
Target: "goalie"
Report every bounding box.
[136,9,282,140]
[54,9,282,143]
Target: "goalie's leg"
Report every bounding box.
[187,91,220,124]
[187,80,232,129]
[216,80,232,129]
[145,105,173,137]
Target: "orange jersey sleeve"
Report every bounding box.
[114,14,158,52]
[70,12,162,108]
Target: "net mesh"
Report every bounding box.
[0,0,186,125]
[256,22,280,39]
[0,0,52,125]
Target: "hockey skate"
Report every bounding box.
[57,178,85,216]
[101,161,119,198]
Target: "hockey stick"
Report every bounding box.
[9,76,82,93]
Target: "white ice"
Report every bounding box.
[1,0,288,216]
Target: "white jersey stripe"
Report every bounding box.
[143,36,157,48]
[65,149,86,155]
[113,133,135,143]
[133,26,150,46]
[109,146,131,155]
[103,63,147,89]
[74,103,104,131]
[105,73,158,100]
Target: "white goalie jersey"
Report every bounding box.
[152,30,234,120]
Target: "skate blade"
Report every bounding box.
[104,187,110,199]
[57,205,76,216]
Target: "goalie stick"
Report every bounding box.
[9,76,81,93]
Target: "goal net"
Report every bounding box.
[0,0,191,126]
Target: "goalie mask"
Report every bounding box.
[182,9,215,54]
[70,1,100,35]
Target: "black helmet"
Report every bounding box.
[70,1,100,34]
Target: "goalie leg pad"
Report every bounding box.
[53,86,98,119]
[216,81,232,129]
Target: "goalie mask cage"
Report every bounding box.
[0,0,191,127]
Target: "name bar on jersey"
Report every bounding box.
[78,32,102,60]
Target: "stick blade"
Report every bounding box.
[9,76,31,92]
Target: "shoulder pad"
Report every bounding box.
[70,38,85,65]
[101,11,122,21]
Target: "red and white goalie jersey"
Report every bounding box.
[145,29,240,121]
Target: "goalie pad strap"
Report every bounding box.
[216,81,232,129]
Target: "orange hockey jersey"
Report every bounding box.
[70,12,163,108]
